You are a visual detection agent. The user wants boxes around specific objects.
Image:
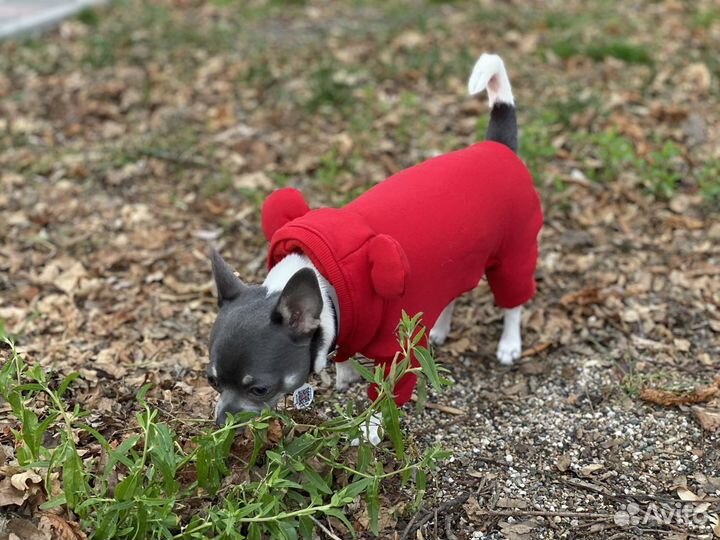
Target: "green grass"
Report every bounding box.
[691,7,720,29]
[76,6,100,26]
[202,172,234,197]
[615,355,673,398]
[79,1,237,69]
[642,140,684,199]
[519,120,557,181]
[552,40,653,65]
[306,65,355,113]
[696,159,720,201]
[0,313,450,539]
[566,130,690,199]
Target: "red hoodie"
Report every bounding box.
[262,141,542,405]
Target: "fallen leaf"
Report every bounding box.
[497,497,528,509]
[498,520,536,539]
[640,383,719,407]
[463,496,483,519]
[164,275,214,295]
[692,407,720,432]
[38,513,87,540]
[53,261,87,295]
[4,518,51,540]
[580,463,604,477]
[560,287,602,306]
[520,342,552,358]
[677,487,702,501]
[711,513,720,537]
[446,337,472,356]
[10,470,42,491]
[233,171,272,191]
[0,467,43,507]
[267,419,283,445]
[556,454,571,472]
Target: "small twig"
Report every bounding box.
[310,516,343,540]
[400,506,423,540]
[475,455,510,468]
[400,494,470,540]
[477,509,612,519]
[410,395,466,415]
[444,514,458,540]
[521,341,553,357]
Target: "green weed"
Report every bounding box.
[642,141,684,199]
[0,312,449,539]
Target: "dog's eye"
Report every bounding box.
[250,386,269,397]
[207,374,219,389]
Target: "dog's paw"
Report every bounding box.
[429,316,453,345]
[496,335,521,365]
[335,361,361,392]
[350,413,382,447]
[429,325,450,346]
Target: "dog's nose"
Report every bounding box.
[214,397,236,425]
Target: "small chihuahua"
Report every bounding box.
[207,53,542,427]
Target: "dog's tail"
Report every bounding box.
[468,53,517,153]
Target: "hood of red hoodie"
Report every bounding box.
[263,189,410,361]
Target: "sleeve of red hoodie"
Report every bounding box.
[365,332,425,406]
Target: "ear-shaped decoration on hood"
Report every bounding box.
[272,268,323,338]
[261,188,311,241]
[210,248,247,306]
[367,234,410,298]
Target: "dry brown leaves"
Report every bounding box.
[639,376,720,407]
[0,466,44,508]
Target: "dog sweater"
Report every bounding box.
[262,141,543,405]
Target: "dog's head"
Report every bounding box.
[207,249,323,424]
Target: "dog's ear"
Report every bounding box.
[210,248,247,306]
[272,268,322,338]
[262,188,311,241]
[367,234,410,298]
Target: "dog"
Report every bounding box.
[207,53,543,431]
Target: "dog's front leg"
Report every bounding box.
[350,413,382,446]
[429,300,456,345]
[496,306,522,365]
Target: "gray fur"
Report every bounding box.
[208,252,323,424]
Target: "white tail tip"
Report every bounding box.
[468,53,514,107]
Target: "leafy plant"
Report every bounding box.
[0,312,450,539]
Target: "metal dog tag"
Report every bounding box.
[292,383,314,410]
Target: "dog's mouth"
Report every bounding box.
[214,390,285,424]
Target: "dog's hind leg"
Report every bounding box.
[429,300,456,345]
[496,306,522,365]
[335,360,361,391]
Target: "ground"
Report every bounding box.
[1,0,719,538]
